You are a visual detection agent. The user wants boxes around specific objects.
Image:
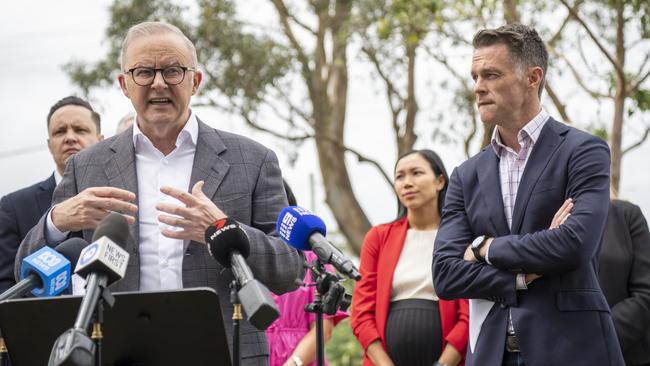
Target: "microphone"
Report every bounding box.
[205,217,279,330]
[48,213,130,366]
[0,238,87,301]
[72,212,130,330]
[276,206,361,280]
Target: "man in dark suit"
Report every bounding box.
[0,96,102,293]
[15,21,303,365]
[432,24,624,365]
[599,199,650,366]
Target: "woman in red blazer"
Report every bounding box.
[351,149,469,366]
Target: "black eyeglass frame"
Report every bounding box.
[124,66,196,86]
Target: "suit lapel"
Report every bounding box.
[36,174,56,214]
[189,120,229,199]
[511,118,565,233]
[106,129,140,261]
[476,149,510,235]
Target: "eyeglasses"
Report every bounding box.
[125,66,195,86]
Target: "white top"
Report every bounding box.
[390,229,439,302]
[49,113,199,294]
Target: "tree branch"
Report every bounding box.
[576,33,600,76]
[270,0,312,80]
[622,126,650,155]
[198,95,312,142]
[272,86,313,125]
[425,46,481,156]
[544,82,573,123]
[548,1,581,47]
[288,12,317,36]
[321,135,393,188]
[558,0,625,78]
[239,108,314,142]
[547,44,612,99]
[629,66,650,94]
[362,45,405,111]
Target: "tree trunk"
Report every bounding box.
[312,0,370,255]
[397,41,418,157]
[609,0,626,193]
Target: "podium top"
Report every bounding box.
[0,287,231,366]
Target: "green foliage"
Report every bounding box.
[592,127,609,141]
[631,89,650,112]
[630,0,650,38]
[355,0,441,46]
[194,0,293,111]
[326,318,363,366]
[64,0,190,96]
[65,0,293,116]
[326,278,363,365]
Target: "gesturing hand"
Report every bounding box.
[51,187,137,232]
[156,181,227,244]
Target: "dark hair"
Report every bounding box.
[47,96,101,133]
[472,23,548,98]
[395,149,449,219]
[283,179,297,206]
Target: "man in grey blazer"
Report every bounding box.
[15,21,304,365]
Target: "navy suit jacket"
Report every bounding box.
[433,118,624,366]
[0,174,55,293]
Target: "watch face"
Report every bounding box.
[472,235,486,248]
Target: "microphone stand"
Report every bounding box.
[48,278,115,366]
[91,299,107,366]
[304,259,352,366]
[230,281,242,366]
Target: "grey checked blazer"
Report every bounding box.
[15,119,305,365]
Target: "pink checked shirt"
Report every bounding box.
[491,108,550,229]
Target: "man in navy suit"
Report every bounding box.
[433,24,624,366]
[0,96,103,293]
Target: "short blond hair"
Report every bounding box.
[120,21,198,70]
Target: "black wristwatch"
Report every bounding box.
[471,235,488,262]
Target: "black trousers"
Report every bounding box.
[384,299,442,366]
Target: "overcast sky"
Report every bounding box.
[1,0,649,232]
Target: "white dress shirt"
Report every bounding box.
[48,113,199,295]
[134,113,197,291]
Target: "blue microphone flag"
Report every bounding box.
[277,206,327,250]
[20,246,71,297]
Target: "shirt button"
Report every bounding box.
[161,260,169,267]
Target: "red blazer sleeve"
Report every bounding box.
[445,299,469,356]
[351,227,382,350]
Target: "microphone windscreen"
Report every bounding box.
[55,237,89,267]
[92,212,129,247]
[276,206,326,250]
[20,247,71,297]
[205,218,251,268]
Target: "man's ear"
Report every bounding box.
[191,69,203,95]
[118,74,130,98]
[528,66,543,91]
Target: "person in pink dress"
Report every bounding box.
[266,251,349,366]
[266,182,349,366]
